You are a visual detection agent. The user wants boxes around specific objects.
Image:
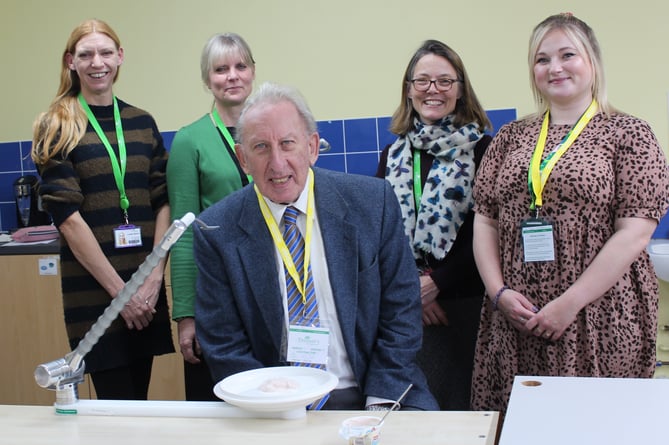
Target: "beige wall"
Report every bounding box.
[2,0,668,149]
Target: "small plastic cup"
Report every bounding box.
[339,415,383,445]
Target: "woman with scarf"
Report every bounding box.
[376,39,491,410]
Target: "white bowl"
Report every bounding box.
[647,239,669,282]
[213,366,338,413]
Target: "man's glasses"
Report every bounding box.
[409,78,462,92]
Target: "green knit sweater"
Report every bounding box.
[166,113,248,319]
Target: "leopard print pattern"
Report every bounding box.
[471,112,669,412]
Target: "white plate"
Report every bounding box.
[214,366,338,412]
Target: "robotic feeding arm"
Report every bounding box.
[34,212,196,396]
[30,212,317,420]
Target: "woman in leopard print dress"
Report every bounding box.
[471,13,669,413]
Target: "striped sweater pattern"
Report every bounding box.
[37,99,174,372]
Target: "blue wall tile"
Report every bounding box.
[377,117,395,150]
[317,120,345,154]
[0,172,22,202]
[0,142,22,173]
[486,108,517,134]
[162,130,176,151]
[20,140,36,172]
[0,202,17,232]
[344,118,378,152]
[345,152,380,176]
[654,214,669,239]
[315,154,346,172]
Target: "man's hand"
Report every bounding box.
[178,317,201,364]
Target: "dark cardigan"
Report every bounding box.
[375,134,491,301]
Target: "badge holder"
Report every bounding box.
[521,215,555,263]
[114,206,142,249]
[283,317,330,367]
[114,224,142,248]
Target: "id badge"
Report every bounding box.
[113,225,143,249]
[521,218,554,262]
[286,324,329,365]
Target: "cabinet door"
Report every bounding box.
[0,255,94,405]
[0,254,186,405]
[150,258,186,400]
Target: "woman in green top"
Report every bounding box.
[166,32,255,400]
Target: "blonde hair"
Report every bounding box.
[32,19,122,164]
[200,32,255,86]
[528,13,614,117]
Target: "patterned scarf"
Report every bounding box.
[385,115,482,260]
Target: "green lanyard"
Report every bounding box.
[78,93,130,223]
[412,149,423,213]
[527,100,598,214]
[211,106,253,184]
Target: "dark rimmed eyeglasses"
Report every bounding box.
[409,78,462,92]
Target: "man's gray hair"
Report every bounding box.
[236,82,317,144]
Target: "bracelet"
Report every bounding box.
[492,285,509,311]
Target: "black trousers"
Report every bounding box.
[417,295,482,410]
[183,356,218,401]
[89,357,153,400]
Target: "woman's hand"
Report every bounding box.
[422,301,449,326]
[525,297,579,341]
[120,268,161,330]
[119,204,170,330]
[419,275,448,325]
[522,216,657,341]
[497,288,578,341]
[419,274,439,306]
[120,296,154,330]
[495,287,539,333]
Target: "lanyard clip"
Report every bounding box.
[533,206,541,219]
[122,210,129,225]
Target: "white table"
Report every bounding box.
[499,376,669,444]
[0,404,498,444]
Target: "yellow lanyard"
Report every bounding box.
[255,169,315,305]
[529,100,598,211]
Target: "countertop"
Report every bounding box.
[499,376,669,444]
[0,404,499,445]
[0,239,59,255]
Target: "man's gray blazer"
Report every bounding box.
[194,167,438,410]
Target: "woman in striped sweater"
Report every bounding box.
[31,19,174,400]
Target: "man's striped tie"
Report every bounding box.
[283,206,329,410]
